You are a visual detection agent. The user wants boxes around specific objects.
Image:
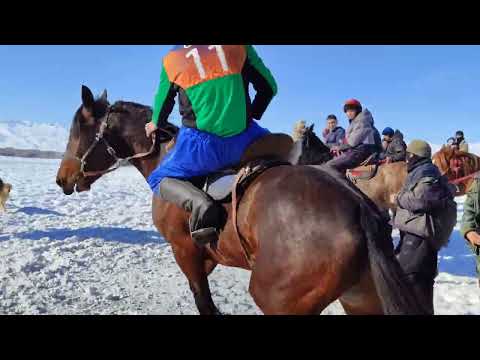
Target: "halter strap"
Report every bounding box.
[65,106,161,179]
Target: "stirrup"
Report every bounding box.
[191,227,219,246]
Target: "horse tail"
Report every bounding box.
[359,203,426,315]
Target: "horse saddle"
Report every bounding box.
[347,164,378,182]
[203,133,293,202]
[346,154,380,182]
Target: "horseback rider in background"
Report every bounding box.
[326,99,383,174]
[454,130,469,153]
[378,127,407,163]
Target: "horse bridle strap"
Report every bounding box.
[70,107,158,178]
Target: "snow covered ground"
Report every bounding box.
[0,156,478,315]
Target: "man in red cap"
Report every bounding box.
[326,99,383,174]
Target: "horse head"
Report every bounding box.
[290,123,332,165]
[56,85,177,195]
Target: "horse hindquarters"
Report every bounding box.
[243,167,368,314]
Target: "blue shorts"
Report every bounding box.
[147,121,270,194]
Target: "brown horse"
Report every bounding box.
[56,86,425,315]
[291,125,407,213]
[432,145,480,196]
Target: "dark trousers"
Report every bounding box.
[395,232,438,314]
[326,145,376,174]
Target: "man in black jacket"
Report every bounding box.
[393,140,457,314]
[378,127,407,163]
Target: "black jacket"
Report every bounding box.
[397,158,454,214]
[380,130,407,162]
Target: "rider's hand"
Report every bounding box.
[145,122,157,138]
[466,231,480,246]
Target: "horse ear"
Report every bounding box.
[81,85,95,110]
[99,89,108,102]
[309,124,315,132]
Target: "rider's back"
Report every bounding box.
[153,45,277,138]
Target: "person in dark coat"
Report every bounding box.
[454,130,469,153]
[322,114,345,148]
[393,140,457,314]
[378,127,407,163]
[326,99,383,174]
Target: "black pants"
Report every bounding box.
[326,145,377,174]
[395,232,438,314]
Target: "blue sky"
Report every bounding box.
[0,45,479,144]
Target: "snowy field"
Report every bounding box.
[0,156,478,315]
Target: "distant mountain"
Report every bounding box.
[0,147,63,159]
[0,120,68,152]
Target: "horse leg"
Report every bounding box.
[170,241,221,315]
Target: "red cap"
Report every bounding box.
[344,99,362,107]
[344,99,362,113]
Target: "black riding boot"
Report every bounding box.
[159,178,225,246]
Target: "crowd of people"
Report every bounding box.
[295,100,478,311]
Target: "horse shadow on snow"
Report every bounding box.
[15,207,65,217]
[5,227,165,246]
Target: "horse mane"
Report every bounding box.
[107,101,179,156]
[110,101,151,113]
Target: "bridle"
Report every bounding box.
[66,106,173,179]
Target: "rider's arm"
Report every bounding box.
[244,45,278,120]
[152,64,177,128]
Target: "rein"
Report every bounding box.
[450,170,480,185]
[67,106,163,179]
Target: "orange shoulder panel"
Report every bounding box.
[163,45,246,89]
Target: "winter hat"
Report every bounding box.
[406,140,432,159]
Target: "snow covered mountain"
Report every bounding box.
[0,120,69,152]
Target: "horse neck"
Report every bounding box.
[110,127,169,181]
[130,151,165,180]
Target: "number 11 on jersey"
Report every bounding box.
[185,45,230,79]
